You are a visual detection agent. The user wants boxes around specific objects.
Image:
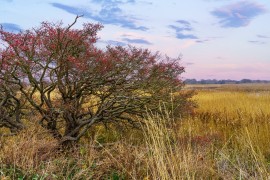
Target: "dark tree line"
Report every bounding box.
[185,79,270,84]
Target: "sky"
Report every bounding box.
[0,0,270,80]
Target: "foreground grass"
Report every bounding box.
[1,84,270,179]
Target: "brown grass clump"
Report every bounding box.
[0,122,58,178]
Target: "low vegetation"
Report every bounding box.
[1,83,270,179]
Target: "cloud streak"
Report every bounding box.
[122,38,152,45]
[104,40,127,46]
[195,39,210,43]
[0,23,21,32]
[169,20,198,40]
[248,40,266,45]
[91,0,135,6]
[51,2,148,31]
[257,34,270,39]
[211,1,267,28]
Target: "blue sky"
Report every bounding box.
[1,0,270,80]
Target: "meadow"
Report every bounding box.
[1,83,270,179]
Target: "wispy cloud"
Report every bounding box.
[257,34,270,39]
[176,20,192,26]
[169,20,198,40]
[203,0,233,2]
[211,1,267,28]
[176,34,198,39]
[248,34,269,45]
[248,40,266,45]
[51,2,148,31]
[169,25,192,32]
[105,40,127,46]
[196,39,210,43]
[91,0,135,6]
[51,3,84,15]
[0,23,21,32]
[195,36,221,44]
[122,38,152,45]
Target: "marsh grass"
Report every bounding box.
[1,84,270,179]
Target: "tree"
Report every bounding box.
[0,51,25,135]
[0,16,193,144]
[0,81,24,135]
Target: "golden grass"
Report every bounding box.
[181,84,270,178]
[1,83,270,179]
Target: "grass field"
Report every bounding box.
[1,83,270,179]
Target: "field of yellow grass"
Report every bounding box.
[1,83,270,179]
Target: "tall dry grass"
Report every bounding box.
[142,109,213,179]
[187,85,270,179]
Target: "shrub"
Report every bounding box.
[0,16,194,145]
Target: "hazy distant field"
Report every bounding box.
[185,83,270,91]
[1,83,270,179]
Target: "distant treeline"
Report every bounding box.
[185,79,270,84]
